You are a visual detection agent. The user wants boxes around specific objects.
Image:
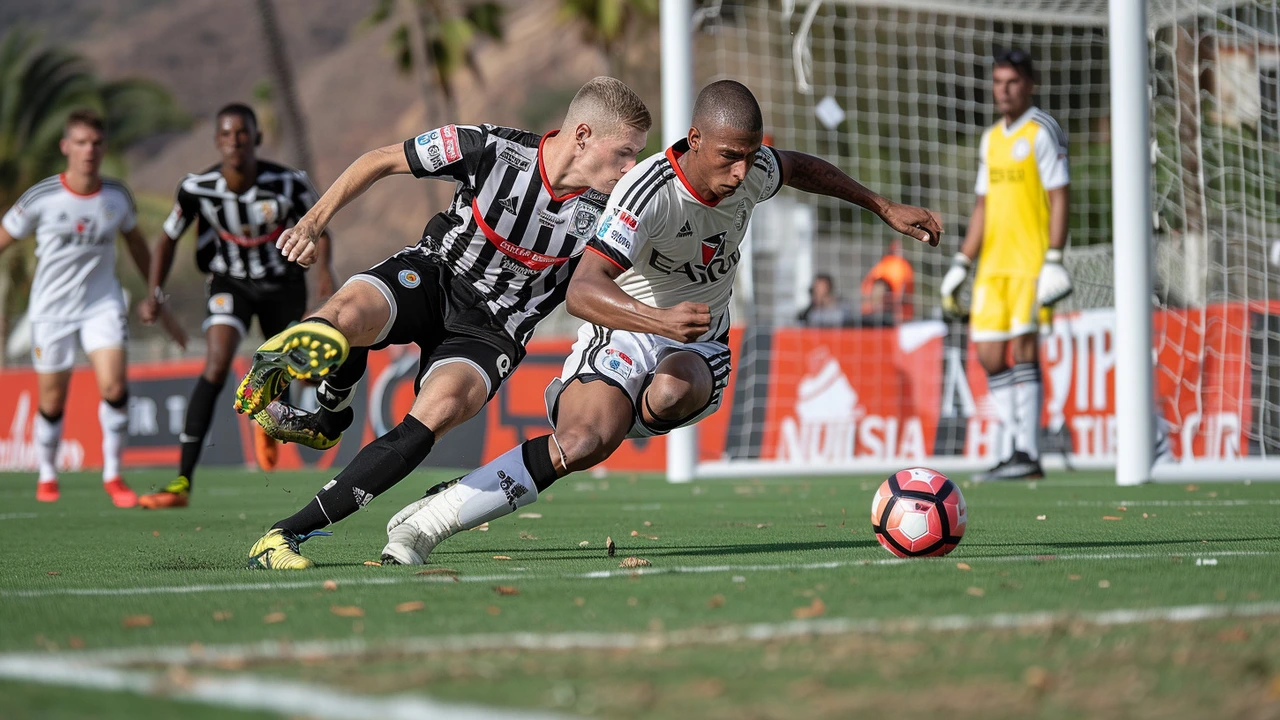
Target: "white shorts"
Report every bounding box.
[544,324,731,438]
[31,304,128,373]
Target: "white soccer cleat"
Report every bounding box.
[381,479,467,565]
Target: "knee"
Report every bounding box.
[644,375,704,421]
[100,382,128,407]
[554,424,619,471]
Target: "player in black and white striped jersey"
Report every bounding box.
[136,103,335,508]
[241,77,651,569]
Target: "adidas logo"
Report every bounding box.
[57,211,69,222]
[499,196,518,214]
[497,470,528,512]
[676,220,693,238]
[353,487,373,508]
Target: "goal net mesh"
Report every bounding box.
[689,0,1280,474]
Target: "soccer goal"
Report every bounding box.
[661,0,1280,484]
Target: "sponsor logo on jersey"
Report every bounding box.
[499,195,518,215]
[648,232,741,285]
[733,200,748,231]
[416,130,440,145]
[700,232,726,265]
[618,211,639,231]
[501,255,539,277]
[595,213,613,240]
[603,348,635,379]
[498,146,532,172]
[398,269,421,288]
[353,487,373,508]
[537,209,564,228]
[676,220,693,238]
[497,470,528,512]
[609,229,632,251]
[417,125,462,171]
[439,124,462,163]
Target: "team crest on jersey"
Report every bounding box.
[249,199,279,226]
[700,232,727,265]
[1012,137,1031,161]
[572,203,601,238]
[733,200,748,231]
[398,269,421,288]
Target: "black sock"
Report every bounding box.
[178,376,225,482]
[522,435,562,492]
[317,347,368,412]
[274,415,435,535]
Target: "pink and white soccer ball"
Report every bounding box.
[871,467,967,558]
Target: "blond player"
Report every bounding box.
[941,49,1071,481]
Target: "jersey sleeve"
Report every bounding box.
[754,145,785,203]
[403,124,488,184]
[118,187,138,233]
[161,181,198,239]
[1,189,42,239]
[973,129,991,196]
[1033,122,1070,190]
[586,184,670,272]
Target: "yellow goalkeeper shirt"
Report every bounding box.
[974,106,1070,279]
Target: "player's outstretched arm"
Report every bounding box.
[566,252,710,343]
[279,144,411,267]
[0,224,16,257]
[138,230,180,326]
[775,150,942,247]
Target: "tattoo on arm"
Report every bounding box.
[780,151,886,216]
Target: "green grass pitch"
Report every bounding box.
[1,467,1279,719]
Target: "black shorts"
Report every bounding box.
[204,274,307,337]
[351,251,522,399]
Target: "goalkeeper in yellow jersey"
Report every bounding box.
[941,49,1071,481]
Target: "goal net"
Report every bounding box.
[683,0,1280,480]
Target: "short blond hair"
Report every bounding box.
[563,76,652,136]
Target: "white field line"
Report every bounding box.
[0,512,39,520]
[2,550,1275,599]
[11,601,1280,670]
[1052,499,1280,508]
[0,655,570,720]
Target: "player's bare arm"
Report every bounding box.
[774,149,943,246]
[566,251,711,343]
[1047,185,1069,251]
[0,223,16,256]
[138,229,180,325]
[279,144,412,267]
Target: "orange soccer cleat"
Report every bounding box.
[102,477,138,508]
[35,480,59,503]
[253,422,279,471]
[138,476,191,509]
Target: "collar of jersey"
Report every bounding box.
[538,131,586,203]
[59,173,101,198]
[665,140,721,207]
[1001,106,1039,136]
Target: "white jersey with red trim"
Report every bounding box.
[1,174,137,321]
[586,140,783,341]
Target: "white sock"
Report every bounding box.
[986,368,1016,461]
[1012,362,1043,461]
[317,380,357,413]
[99,399,129,481]
[34,412,62,483]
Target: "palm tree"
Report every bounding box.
[558,0,658,77]
[0,27,187,363]
[253,0,313,174]
[365,0,505,125]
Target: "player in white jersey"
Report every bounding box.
[380,80,942,566]
[0,110,185,506]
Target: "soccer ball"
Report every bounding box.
[871,467,966,558]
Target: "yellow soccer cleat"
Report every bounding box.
[138,476,191,509]
[247,528,325,570]
[253,401,348,451]
[234,321,350,416]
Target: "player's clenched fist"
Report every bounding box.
[277,223,319,268]
[879,202,943,247]
[660,301,711,343]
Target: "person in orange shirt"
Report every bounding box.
[861,240,914,325]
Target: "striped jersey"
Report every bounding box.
[162,160,318,281]
[973,106,1069,278]
[403,124,608,345]
[2,174,137,321]
[587,140,784,342]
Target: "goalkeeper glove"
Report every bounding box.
[940,253,970,318]
[1036,248,1073,307]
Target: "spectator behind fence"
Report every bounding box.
[798,273,856,327]
[860,240,914,326]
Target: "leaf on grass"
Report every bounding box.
[815,523,827,528]
[152,531,160,537]
[1117,506,1128,512]
[792,598,825,619]
[966,587,985,597]
[212,611,232,621]
[1185,484,1199,492]
[493,585,520,596]
[518,513,542,519]
[322,580,338,591]
[474,522,490,532]
[1036,515,1047,520]
[1098,580,1111,589]
[1217,626,1248,643]
[492,555,513,561]
[396,601,425,613]
[486,605,501,615]
[363,560,382,567]
[1102,516,1123,521]
[643,521,652,527]
[263,612,287,624]
[757,523,772,529]
[606,536,616,557]
[46,571,59,576]
[707,594,725,609]
[619,556,651,568]
[643,535,659,540]
[519,531,538,541]
[1068,574,1082,581]
[330,605,365,618]
[574,597,586,607]
[415,568,459,577]
[956,562,972,571]
[630,530,640,537]
[578,541,590,548]
[122,615,153,628]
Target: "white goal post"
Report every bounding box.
[661,0,1280,483]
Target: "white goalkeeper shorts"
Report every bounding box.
[30,302,128,373]
[544,323,731,439]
